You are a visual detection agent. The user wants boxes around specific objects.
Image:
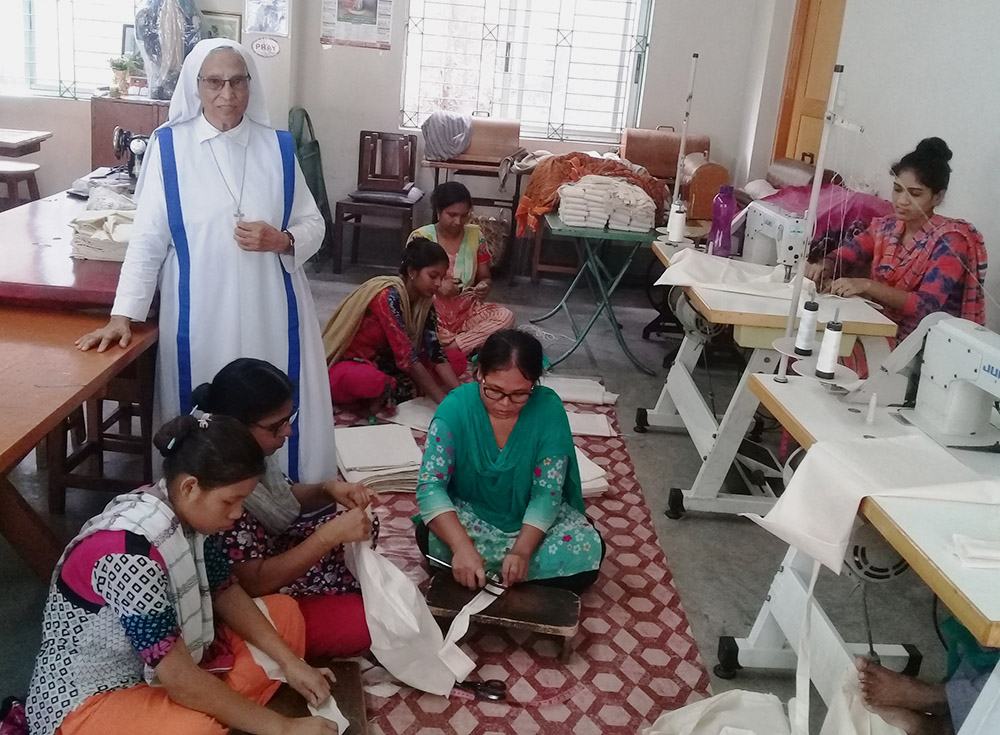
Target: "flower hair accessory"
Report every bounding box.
[198,413,212,429]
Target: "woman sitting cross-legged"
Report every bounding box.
[194,358,374,658]
[414,329,604,593]
[410,181,515,355]
[27,415,338,735]
[323,236,465,410]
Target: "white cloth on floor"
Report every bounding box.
[384,397,438,433]
[745,435,1000,573]
[951,534,1000,568]
[567,411,614,437]
[575,447,610,497]
[655,247,818,300]
[540,376,618,404]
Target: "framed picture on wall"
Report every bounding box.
[121,24,137,55]
[202,11,243,42]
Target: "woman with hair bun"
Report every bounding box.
[806,136,988,340]
[322,236,465,409]
[27,415,338,735]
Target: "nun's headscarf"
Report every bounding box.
[166,39,270,128]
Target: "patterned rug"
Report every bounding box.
[335,403,711,734]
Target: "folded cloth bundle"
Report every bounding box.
[70,209,136,261]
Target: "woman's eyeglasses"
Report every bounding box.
[253,410,297,437]
[480,381,533,405]
[198,74,251,92]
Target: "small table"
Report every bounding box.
[0,128,53,157]
[0,308,158,578]
[530,212,658,374]
[726,374,1000,735]
[639,241,897,516]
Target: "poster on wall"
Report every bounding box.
[244,0,289,37]
[320,0,392,50]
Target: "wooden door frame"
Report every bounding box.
[772,0,812,160]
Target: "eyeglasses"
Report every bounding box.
[253,410,297,437]
[198,74,251,92]
[480,381,534,404]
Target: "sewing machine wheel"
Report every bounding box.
[112,126,129,160]
[845,520,909,582]
[668,287,723,341]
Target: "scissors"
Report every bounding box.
[457,679,507,702]
[426,555,507,596]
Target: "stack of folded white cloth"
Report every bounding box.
[70,209,136,261]
[606,178,655,232]
[540,376,619,405]
[575,447,610,497]
[335,424,423,492]
[557,175,615,228]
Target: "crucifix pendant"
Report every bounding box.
[235,210,244,221]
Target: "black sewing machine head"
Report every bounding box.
[112,126,149,180]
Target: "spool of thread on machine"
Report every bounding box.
[666,201,687,243]
[815,317,843,380]
[794,300,820,356]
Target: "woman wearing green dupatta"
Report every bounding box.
[415,330,603,592]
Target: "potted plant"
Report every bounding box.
[109,55,131,97]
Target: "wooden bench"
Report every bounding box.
[425,573,581,661]
[233,659,369,735]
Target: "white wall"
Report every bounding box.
[0,98,91,195]
[836,0,1000,326]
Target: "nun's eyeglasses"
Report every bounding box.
[198,74,251,92]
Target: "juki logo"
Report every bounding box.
[985,363,1000,380]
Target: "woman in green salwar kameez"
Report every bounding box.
[415,330,603,592]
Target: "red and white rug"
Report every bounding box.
[337,403,711,734]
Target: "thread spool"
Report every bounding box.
[666,201,687,243]
[794,300,819,356]
[815,319,843,380]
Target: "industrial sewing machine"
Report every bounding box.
[739,200,808,280]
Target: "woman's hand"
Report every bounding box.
[804,261,832,286]
[828,277,870,299]
[282,658,334,708]
[279,717,340,735]
[438,277,462,298]
[235,221,291,254]
[501,551,530,587]
[469,279,491,298]
[451,544,487,590]
[76,315,132,352]
[318,507,372,548]
[329,481,372,510]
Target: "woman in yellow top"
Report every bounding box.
[410,182,515,354]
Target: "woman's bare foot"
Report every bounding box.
[867,704,952,735]
[856,658,948,715]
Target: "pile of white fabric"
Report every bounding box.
[335,424,423,492]
[70,210,136,262]
[576,447,610,497]
[557,174,655,232]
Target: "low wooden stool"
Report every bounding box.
[425,573,581,661]
[0,161,41,210]
[233,660,369,735]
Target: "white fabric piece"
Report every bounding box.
[438,590,499,675]
[245,599,350,733]
[575,447,607,484]
[344,542,473,696]
[335,424,423,471]
[655,248,818,301]
[581,477,610,497]
[566,411,614,437]
[540,376,618,405]
[951,534,1000,568]
[642,689,791,735]
[743,178,779,200]
[745,435,1000,573]
[167,39,270,127]
[384,397,438,434]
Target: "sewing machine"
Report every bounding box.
[740,200,808,279]
[111,126,148,181]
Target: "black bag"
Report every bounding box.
[288,107,336,270]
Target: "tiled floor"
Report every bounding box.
[0,256,948,729]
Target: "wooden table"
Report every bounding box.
[0,308,157,578]
[731,373,1000,734]
[0,128,53,157]
[0,193,128,309]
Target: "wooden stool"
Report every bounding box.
[233,660,369,735]
[426,573,581,661]
[0,161,41,210]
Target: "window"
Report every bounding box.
[402,0,653,143]
[1,0,135,98]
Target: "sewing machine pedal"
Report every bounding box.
[426,573,581,661]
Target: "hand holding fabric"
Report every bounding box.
[501,551,529,587]
[438,277,462,298]
[319,507,372,547]
[329,481,372,510]
[829,277,870,298]
[451,544,487,590]
[282,658,334,707]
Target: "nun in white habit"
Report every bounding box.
[78,39,336,483]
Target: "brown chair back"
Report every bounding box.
[357,130,417,192]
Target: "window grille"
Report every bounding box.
[402,0,652,143]
[1,0,135,98]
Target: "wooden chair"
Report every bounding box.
[0,161,41,211]
[333,131,420,272]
